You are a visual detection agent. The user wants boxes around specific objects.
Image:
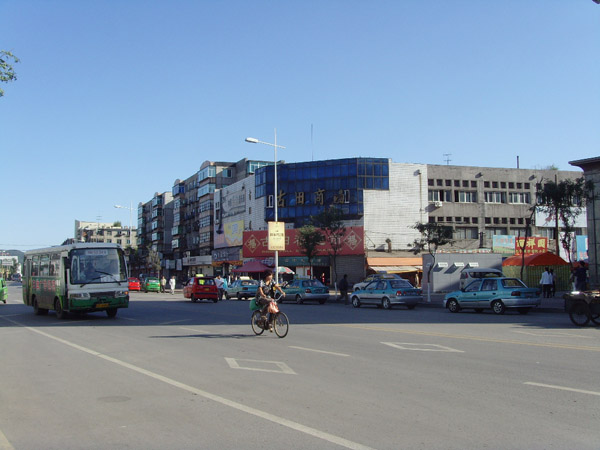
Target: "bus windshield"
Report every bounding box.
[70,248,127,285]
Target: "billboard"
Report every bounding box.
[515,237,548,255]
[243,227,364,258]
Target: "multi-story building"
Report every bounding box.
[136,191,173,275]
[170,159,273,278]
[74,220,137,248]
[426,165,585,251]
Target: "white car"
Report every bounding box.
[353,273,402,291]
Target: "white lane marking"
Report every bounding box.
[524,382,600,397]
[4,319,374,450]
[289,346,350,357]
[225,358,296,374]
[0,428,15,450]
[158,319,189,325]
[513,330,592,338]
[382,342,464,353]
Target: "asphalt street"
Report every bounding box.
[1,283,599,450]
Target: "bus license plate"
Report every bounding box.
[96,303,109,308]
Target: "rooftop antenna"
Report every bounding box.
[443,153,452,165]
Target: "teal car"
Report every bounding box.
[0,278,6,303]
[281,278,329,304]
[350,279,421,309]
[143,277,161,293]
[444,277,541,315]
[225,279,259,300]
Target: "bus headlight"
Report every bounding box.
[70,292,90,300]
[115,290,128,298]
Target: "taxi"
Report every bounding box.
[183,275,218,303]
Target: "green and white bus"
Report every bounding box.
[22,243,129,319]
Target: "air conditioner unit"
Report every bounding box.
[434,201,443,208]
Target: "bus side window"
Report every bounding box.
[32,256,39,277]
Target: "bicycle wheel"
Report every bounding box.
[251,311,265,335]
[569,301,590,327]
[273,312,289,338]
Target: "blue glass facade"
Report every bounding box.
[255,157,389,226]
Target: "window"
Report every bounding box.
[509,192,530,204]
[455,191,477,203]
[484,181,490,188]
[455,227,478,239]
[198,166,216,181]
[438,217,444,222]
[500,182,506,189]
[428,179,434,186]
[222,168,232,178]
[508,182,514,189]
[445,179,452,186]
[462,180,469,187]
[485,191,506,203]
[471,181,477,188]
[267,195,274,208]
[482,279,498,291]
[197,184,215,198]
[428,190,441,202]
[436,179,443,186]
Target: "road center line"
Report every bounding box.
[3,317,374,450]
[289,346,350,357]
[333,324,600,352]
[524,382,600,397]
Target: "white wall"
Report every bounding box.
[363,162,428,251]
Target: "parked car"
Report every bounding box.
[350,279,421,309]
[459,268,503,289]
[444,277,541,315]
[183,276,218,303]
[281,278,329,304]
[128,277,141,291]
[0,277,7,304]
[143,277,160,293]
[353,273,402,291]
[225,279,259,300]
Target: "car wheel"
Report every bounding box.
[106,308,118,318]
[491,300,506,315]
[447,299,460,313]
[191,294,197,303]
[33,297,48,315]
[296,294,304,305]
[237,293,243,300]
[351,296,361,308]
[382,298,391,310]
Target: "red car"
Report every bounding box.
[128,277,141,291]
[183,276,218,303]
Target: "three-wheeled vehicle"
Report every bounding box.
[564,291,600,326]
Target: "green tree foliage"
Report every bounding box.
[146,246,162,275]
[312,206,346,285]
[296,225,324,278]
[0,50,19,97]
[536,177,594,260]
[409,222,454,283]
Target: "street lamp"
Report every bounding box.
[114,202,135,246]
[245,129,286,284]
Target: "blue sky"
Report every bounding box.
[1,0,599,250]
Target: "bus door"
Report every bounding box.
[22,258,31,305]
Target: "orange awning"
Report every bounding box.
[502,252,568,267]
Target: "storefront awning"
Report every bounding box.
[372,265,421,274]
[367,257,422,274]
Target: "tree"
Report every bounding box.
[145,246,161,276]
[409,222,454,301]
[536,177,594,260]
[0,50,19,97]
[312,206,346,287]
[296,225,324,279]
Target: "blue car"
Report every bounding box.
[444,277,541,315]
[350,279,422,309]
[224,279,259,300]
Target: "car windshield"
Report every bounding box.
[241,280,258,286]
[303,279,324,287]
[501,278,526,288]
[389,280,414,289]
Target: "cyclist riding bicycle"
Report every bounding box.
[257,270,286,328]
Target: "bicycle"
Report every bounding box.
[251,294,289,338]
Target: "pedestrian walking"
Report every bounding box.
[169,276,176,295]
[540,267,553,298]
[338,274,349,304]
[574,261,588,292]
[160,275,167,293]
[215,275,225,300]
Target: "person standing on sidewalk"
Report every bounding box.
[169,276,176,295]
[160,275,167,293]
[338,274,349,304]
[540,267,553,298]
[574,261,588,291]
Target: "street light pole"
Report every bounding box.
[245,129,286,284]
[114,202,135,246]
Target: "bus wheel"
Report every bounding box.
[55,299,68,320]
[106,308,118,318]
[33,298,48,316]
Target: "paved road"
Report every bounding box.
[1,283,599,449]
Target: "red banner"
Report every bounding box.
[515,237,548,255]
[243,227,364,258]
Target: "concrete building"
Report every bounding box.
[74,220,137,249]
[569,157,600,287]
